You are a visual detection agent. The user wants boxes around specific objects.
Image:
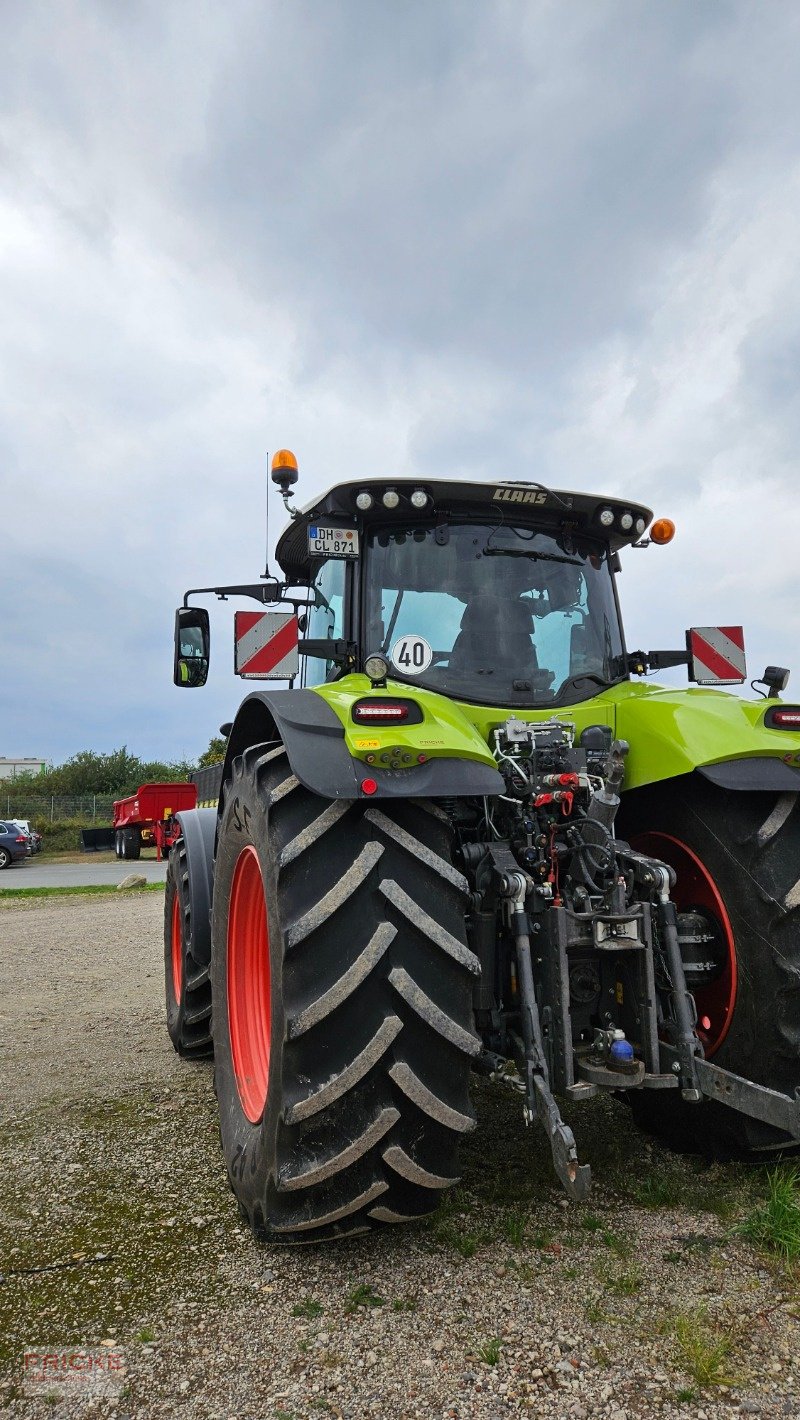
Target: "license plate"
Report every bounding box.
[307,526,360,558]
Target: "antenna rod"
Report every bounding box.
[262,450,271,579]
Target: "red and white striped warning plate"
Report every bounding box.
[688,626,746,685]
[234,612,299,680]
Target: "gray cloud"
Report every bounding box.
[1,0,799,763]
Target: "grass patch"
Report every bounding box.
[504,1257,537,1284]
[662,1306,735,1388]
[0,882,165,900]
[739,1166,800,1260]
[477,1336,502,1365]
[391,1297,417,1312]
[600,1229,631,1260]
[427,1216,484,1257]
[291,1299,324,1319]
[634,1173,683,1208]
[424,1192,489,1258]
[530,1228,554,1251]
[606,1267,642,1296]
[345,1283,385,1311]
[584,1298,609,1324]
[501,1211,526,1246]
[580,1213,604,1233]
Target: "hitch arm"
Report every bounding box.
[498,866,591,1203]
[653,870,703,1100]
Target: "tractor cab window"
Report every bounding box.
[303,558,346,688]
[364,522,625,707]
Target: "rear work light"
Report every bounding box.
[352,698,423,726]
[765,706,800,729]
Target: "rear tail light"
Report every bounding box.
[15,836,27,843]
[352,698,422,725]
[354,703,408,721]
[765,706,800,729]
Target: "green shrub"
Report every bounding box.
[32,818,113,854]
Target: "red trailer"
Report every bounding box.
[113,783,197,862]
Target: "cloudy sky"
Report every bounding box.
[2,0,800,766]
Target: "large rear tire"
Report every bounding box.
[122,827,141,861]
[211,742,479,1243]
[164,841,213,1059]
[619,773,800,1153]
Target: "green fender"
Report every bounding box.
[610,683,800,791]
[314,675,800,796]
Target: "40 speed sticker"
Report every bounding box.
[391,634,433,675]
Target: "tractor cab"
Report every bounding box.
[276,477,652,708]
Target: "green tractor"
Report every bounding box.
[166,451,800,1242]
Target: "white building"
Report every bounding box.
[0,758,49,780]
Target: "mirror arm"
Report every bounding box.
[183,581,290,607]
[627,649,690,674]
[299,639,357,668]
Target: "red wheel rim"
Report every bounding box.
[171,891,183,1003]
[631,831,737,1056]
[227,845,271,1124]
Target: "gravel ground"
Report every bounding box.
[0,894,798,1419]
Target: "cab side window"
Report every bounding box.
[303,559,346,688]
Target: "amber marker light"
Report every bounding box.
[650,518,676,545]
[271,449,298,473]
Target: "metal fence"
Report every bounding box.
[1,795,117,823]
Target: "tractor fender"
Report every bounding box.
[173,807,217,963]
[697,758,800,792]
[221,690,504,800]
[615,685,800,792]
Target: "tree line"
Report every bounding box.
[8,738,227,798]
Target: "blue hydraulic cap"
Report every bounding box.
[609,1038,635,1065]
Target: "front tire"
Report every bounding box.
[619,773,800,1153]
[212,742,478,1243]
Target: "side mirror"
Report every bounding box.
[174,607,210,687]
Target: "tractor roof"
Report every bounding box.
[275,478,653,582]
